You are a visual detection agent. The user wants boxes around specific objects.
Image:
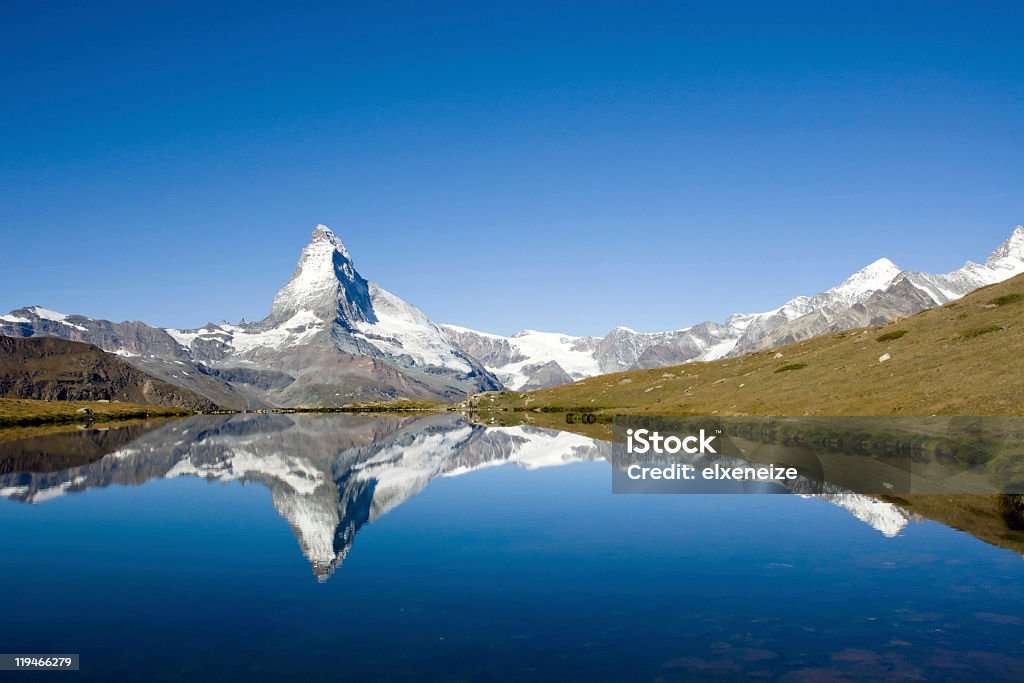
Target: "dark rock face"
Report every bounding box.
[0,336,218,410]
[439,328,529,367]
[208,366,296,391]
[516,361,575,392]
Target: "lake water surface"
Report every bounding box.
[2,413,1023,681]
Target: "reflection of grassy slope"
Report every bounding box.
[0,419,178,473]
[485,272,1024,417]
[472,274,1024,556]
[0,398,191,427]
[0,418,182,444]
[880,494,1024,555]
[480,408,1024,556]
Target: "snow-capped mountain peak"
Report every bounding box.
[246,225,497,384]
[269,224,374,327]
[986,225,1024,266]
[825,257,903,305]
[0,306,88,331]
[310,223,352,259]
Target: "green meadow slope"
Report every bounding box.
[0,398,193,428]
[484,272,1024,418]
[471,275,1024,556]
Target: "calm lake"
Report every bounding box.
[2,413,1023,681]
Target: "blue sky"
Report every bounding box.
[1,1,1021,336]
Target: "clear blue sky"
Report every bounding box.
[2,1,1021,336]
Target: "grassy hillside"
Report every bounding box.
[483,272,1024,418]
[0,398,193,427]
[469,277,1024,557]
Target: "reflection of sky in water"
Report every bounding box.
[1,415,1023,681]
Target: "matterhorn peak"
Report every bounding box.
[309,224,351,258]
[268,224,374,326]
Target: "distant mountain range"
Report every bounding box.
[1,224,1022,404]
[443,226,1024,389]
[479,268,1024,418]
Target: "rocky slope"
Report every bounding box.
[0,336,217,410]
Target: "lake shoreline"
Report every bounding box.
[0,397,451,430]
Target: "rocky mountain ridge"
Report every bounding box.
[0,336,218,410]
[444,226,1024,389]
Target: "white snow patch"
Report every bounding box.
[354,283,472,372]
[699,337,740,361]
[30,306,87,331]
[165,448,324,495]
[449,328,602,389]
[165,328,200,348]
[440,323,503,339]
[30,306,70,322]
[29,480,76,503]
[0,485,29,498]
[351,425,475,518]
[478,425,599,470]
[508,330,602,379]
[225,311,324,353]
[809,492,915,537]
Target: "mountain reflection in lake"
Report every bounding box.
[2,414,1024,682]
[0,414,917,580]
